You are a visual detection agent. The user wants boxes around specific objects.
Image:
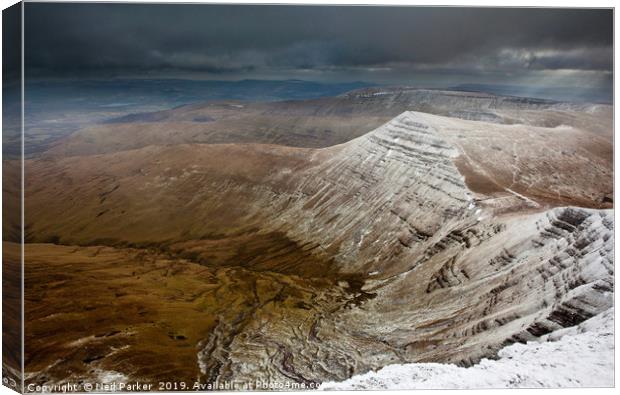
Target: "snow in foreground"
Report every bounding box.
[320,308,614,389]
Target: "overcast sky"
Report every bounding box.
[24,3,612,94]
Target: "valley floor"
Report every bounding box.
[320,308,614,389]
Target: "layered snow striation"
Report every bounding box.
[303,205,614,380]
[504,208,614,341]
[274,112,476,274]
[320,308,614,389]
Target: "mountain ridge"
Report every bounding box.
[16,100,614,387]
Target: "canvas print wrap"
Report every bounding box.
[1,2,615,392]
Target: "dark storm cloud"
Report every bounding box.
[24,3,612,79]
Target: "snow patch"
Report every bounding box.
[320,308,614,389]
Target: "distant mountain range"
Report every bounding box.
[25,78,377,110]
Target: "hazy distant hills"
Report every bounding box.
[18,79,375,157]
[26,79,376,110]
[18,78,612,158]
[49,87,611,161]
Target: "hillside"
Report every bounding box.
[19,105,614,387]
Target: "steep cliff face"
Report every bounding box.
[329,206,614,366]
[269,112,476,275]
[263,110,611,275]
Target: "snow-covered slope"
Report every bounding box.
[272,112,476,274]
[320,308,614,389]
[195,112,614,384]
